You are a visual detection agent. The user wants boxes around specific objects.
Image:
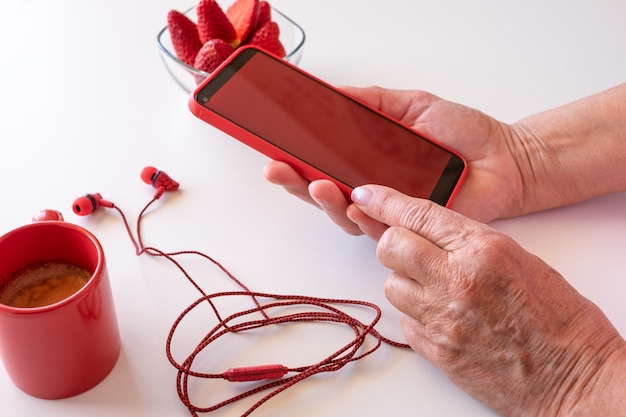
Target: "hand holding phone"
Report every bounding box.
[189,46,468,206]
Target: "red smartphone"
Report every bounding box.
[188,46,468,206]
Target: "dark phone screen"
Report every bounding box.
[196,48,465,203]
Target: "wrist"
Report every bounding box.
[507,84,626,216]
[562,340,626,417]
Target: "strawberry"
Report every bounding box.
[256,1,272,29]
[193,38,236,73]
[196,0,238,46]
[167,9,202,67]
[225,0,260,44]
[247,20,286,58]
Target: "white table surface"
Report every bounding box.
[1,0,625,416]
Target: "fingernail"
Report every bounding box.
[310,195,326,210]
[351,186,373,205]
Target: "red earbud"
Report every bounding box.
[72,167,178,216]
[141,166,180,199]
[72,193,114,216]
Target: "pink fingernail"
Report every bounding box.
[351,186,373,205]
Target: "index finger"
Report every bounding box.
[263,161,315,204]
[351,185,473,251]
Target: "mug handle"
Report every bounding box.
[31,209,64,223]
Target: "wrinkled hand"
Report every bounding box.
[349,185,626,417]
[264,86,525,234]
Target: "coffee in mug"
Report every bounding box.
[0,260,91,308]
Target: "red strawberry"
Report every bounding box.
[226,0,260,44]
[167,10,202,66]
[256,1,272,29]
[193,38,236,73]
[247,21,286,58]
[197,0,238,46]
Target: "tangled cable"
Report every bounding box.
[109,194,409,416]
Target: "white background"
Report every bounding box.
[1,0,625,416]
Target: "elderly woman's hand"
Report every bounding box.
[349,184,626,417]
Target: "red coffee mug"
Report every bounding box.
[0,212,121,399]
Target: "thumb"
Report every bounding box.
[351,185,471,249]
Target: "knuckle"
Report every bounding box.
[374,188,440,233]
[452,230,518,294]
[396,199,439,233]
[376,226,404,263]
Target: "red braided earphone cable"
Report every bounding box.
[111,198,410,416]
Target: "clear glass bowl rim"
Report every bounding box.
[156,5,306,78]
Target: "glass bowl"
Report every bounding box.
[157,5,306,94]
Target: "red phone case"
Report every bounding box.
[188,46,467,206]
